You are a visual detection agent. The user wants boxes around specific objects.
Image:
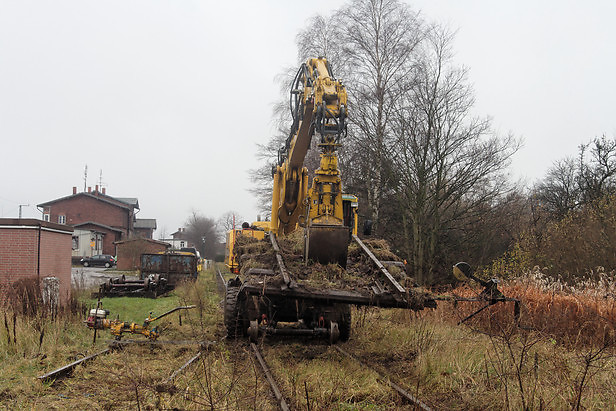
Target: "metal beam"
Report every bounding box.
[269,233,295,288]
[352,235,406,294]
[241,284,435,310]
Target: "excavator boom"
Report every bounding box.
[271,57,351,265]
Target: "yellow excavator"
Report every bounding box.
[271,57,353,266]
[225,57,356,272]
[224,58,519,344]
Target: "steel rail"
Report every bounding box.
[251,343,290,411]
[216,266,227,292]
[108,339,214,347]
[333,345,433,411]
[38,348,111,382]
[164,351,203,383]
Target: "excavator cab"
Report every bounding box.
[342,194,358,235]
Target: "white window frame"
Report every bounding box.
[58,215,66,224]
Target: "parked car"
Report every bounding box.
[81,254,116,268]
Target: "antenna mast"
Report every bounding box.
[83,164,88,192]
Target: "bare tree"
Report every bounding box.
[295,0,425,233]
[248,132,285,216]
[157,225,168,240]
[185,211,218,259]
[253,0,520,284]
[533,135,616,220]
[296,15,347,68]
[533,157,580,219]
[217,211,245,233]
[577,135,616,203]
[390,26,519,284]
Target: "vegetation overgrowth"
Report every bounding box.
[1,265,616,409]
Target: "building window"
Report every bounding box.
[43,213,50,222]
[180,241,185,248]
[72,236,79,250]
[58,215,66,224]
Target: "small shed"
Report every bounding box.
[0,218,73,305]
[114,238,170,271]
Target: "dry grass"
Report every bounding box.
[3,266,616,409]
[438,268,616,348]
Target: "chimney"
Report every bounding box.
[102,187,106,195]
[95,184,99,193]
[72,186,77,195]
[88,186,92,193]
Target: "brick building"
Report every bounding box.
[160,227,195,249]
[38,187,155,257]
[114,238,170,270]
[0,218,73,304]
[134,219,157,239]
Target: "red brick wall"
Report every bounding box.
[39,230,73,303]
[47,195,130,235]
[0,228,38,300]
[0,222,73,305]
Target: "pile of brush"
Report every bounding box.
[234,230,411,291]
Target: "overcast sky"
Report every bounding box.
[1,1,614,238]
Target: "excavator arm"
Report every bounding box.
[271,57,351,266]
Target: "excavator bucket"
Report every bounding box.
[305,224,350,267]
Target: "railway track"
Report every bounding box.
[217,264,433,410]
[39,268,430,410]
[245,339,434,410]
[333,345,432,411]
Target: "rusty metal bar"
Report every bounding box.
[251,343,290,411]
[107,339,214,347]
[245,268,277,276]
[269,233,293,288]
[352,235,406,294]
[241,284,436,309]
[145,305,196,324]
[457,304,491,325]
[164,351,203,383]
[38,348,111,382]
[334,346,432,411]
